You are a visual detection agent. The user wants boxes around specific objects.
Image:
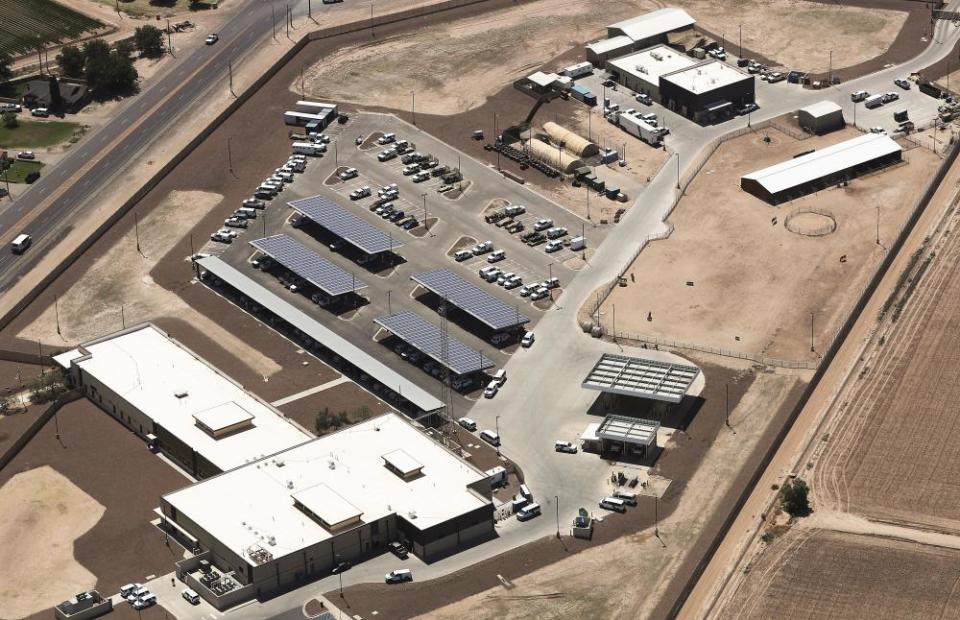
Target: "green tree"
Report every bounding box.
[56,45,86,78]
[133,26,165,57]
[2,111,17,129]
[83,41,138,99]
[779,478,810,517]
[27,369,68,404]
[114,39,136,59]
[0,51,12,83]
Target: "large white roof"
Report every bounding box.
[662,60,752,93]
[742,133,902,195]
[163,413,490,564]
[54,324,311,472]
[586,35,634,56]
[608,8,695,42]
[608,45,697,89]
[800,100,843,117]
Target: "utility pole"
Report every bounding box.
[738,23,742,58]
[55,295,61,336]
[809,311,815,353]
[370,2,375,37]
[876,205,880,245]
[272,4,277,41]
[166,19,173,56]
[676,152,681,190]
[228,60,235,97]
[387,290,392,314]
[421,193,429,233]
[134,212,143,257]
[725,383,730,427]
[308,0,312,20]
[411,90,416,125]
[555,495,560,538]
[286,4,290,37]
[227,136,234,176]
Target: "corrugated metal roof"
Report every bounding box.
[196,256,444,413]
[586,35,634,55]
[799,100,843,117]
[742,133,902,195]
[608,8,695,42]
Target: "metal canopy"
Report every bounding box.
[375,311,494,376]
[250,234,366,297]
[410,269,530,331]
[581,353,699,403]
[596,414,660,447]
[288,194,403,255]
[194,256,443,414]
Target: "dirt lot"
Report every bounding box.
[718,528,960,619]
[812,204,960,532]
[301,0,907,116]
[601,127,940,363]
[278,380,395,434]
[0,465,104,619]
[0,399,190,616]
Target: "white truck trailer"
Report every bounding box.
[284,110,326,126]
[617,112,662,146]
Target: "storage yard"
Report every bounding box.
[600,126,939,363]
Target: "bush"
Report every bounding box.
[2,111,17,129]
[0,51,11,83]
[28,369,68,404]
[779,478,810,517]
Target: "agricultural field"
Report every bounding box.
[718,529,960,619]
[812,204,960,533]
[0,0,103,58]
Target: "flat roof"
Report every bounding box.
[742,133,902,195]
[609,8,695,42]
[382,449,423,476]
[663,60,752,93]
[586,35,634,55]
[800,100,843,117]
[289,195,403,255]
[250,234,366,297]
[581,353,699,403]
[375,311,494,376]
[596,414,660,446]
[411,269,529,331]
[527,71,560,87]
[608,45,697,88]
[195,256,444,413]
[54,324,311,472]
[163,413,491,563]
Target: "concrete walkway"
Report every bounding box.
[270,376,350,407]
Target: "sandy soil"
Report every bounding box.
[601,128,939,363]
[300,0,906,116]
[812,203,960,533]
[718,529,960,619]
[0,466,105,619]
[17,190,280,378]
[420,370,800,620]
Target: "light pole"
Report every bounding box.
[676,152,681,190]
[421,193,429,234]
[495,415,501,456]
[387,290,392,314]
[336,554,344,597]
[809,311,816,352]
[876,205,880,245]
[411,90,416,126]
[738,24,742,58]
[554,495,560,538]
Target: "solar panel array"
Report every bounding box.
[288,194,403,255]
[375,311,494,376]
[410,269,530,331]
[251,234,366,297]
[581,353,699,403]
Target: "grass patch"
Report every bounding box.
[0,119,79,148]
[2,160,44,183]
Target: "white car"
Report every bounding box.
[338,167,359,180]
[386,569,413,583]
[205,33,219,45]
[350,186,371,200]
[472,241,493,255]
[483,381,499,399]
[544,240,563,253]
[17,150,35,160]
[521,332,535,348]
[487,250,506,263]
[555,440,577,453]
[458,417,477,431]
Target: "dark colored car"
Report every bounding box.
[388,542,409,559]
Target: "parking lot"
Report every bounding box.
[202,112,604,413]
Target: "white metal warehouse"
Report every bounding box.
[162,413,495,607]
[741,133,902,204]
[586,7,696,65]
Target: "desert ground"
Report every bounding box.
[0,466,105,619]
[300,0,907,116]
[600,126,940,363]
[812,202,960,532]
[718,528,960,619]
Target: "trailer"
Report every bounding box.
[617,113,662,146]
[294,100,338,116]
[563,62,594,79]
[284,110,326,127]
[569,236,586,251]
[570,85,597,107]
[291,141,325,156]
[864,94,884,110]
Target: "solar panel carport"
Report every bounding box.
[375,311,494,376]
[581,353,699,403]
[251,234,366,297]
[288,195,403,255]
[410,269,530,331]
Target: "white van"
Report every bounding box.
[11,233,31,254]
[480,429,500,446]
[458,417,477,431]
[182,588,200,605]
[864,94,884,109]
[134,593,157,609]
[292,141,325,156]
[613,490,638,506]
[519,483,532,500]
[517,502,541,521]
[569,236,586,251]
[493,368,507,386]
[599,497,627,513]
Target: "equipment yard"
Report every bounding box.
[600,126,939,364]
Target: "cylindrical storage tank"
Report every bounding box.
[526,139,584,173]
[543,121,600,157]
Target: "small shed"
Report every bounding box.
[798,101,844,135]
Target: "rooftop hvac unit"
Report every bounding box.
[328,460,336,469]
[651,51,663,61]
[637,65,648,74]
[408,510,417,520]
[174,391,188,399]
[267,536,277,546]
[275,458,285,467]
[286,480,293,489]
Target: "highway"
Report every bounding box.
[0,0,332,293]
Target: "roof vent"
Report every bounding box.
[267,536,277,546]
[174,391,189,399]
[408,510,417,520]
[328,460,336,470]
[286,480,294,489]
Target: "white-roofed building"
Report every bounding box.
[161,413,495,606]
[606,45,697,100]
[660,60,755,123]
[585,7,695,65]
[741,133,903,204]
[53,324,311,478]
[798,100,845,135]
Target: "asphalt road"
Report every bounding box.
[0,0,339,293]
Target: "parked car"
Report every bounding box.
[224,217,247,228]
[385,569,413,584]
[472,241,493,255]
[378,132,396,144]
[332,561,352,574]
[533,218,553,231]
[555,440,577,454]
[378,149,398,161]
[521,332,535,348]
[851,90,869,102]
[454,250,472,262]
[635,93,652,105]
[894,78,911,90]
[736,102,759,115]
[182,589,200,605]
[16,150,35,160]
[402,218,419,230]
[483,381,499,398]
[388,541,409,559]
[30,107,49,117]
[458,417,477,431]
[882,92,899,103]
[338,167,359,180]
[350,186,371,200]
[243,198,266,209]
[544,240,563,253]
[412,171,430,182]
[487,250,506,263]
[402,164,419,176]
[205,33,219,45]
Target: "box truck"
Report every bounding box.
[292,142,325,156]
